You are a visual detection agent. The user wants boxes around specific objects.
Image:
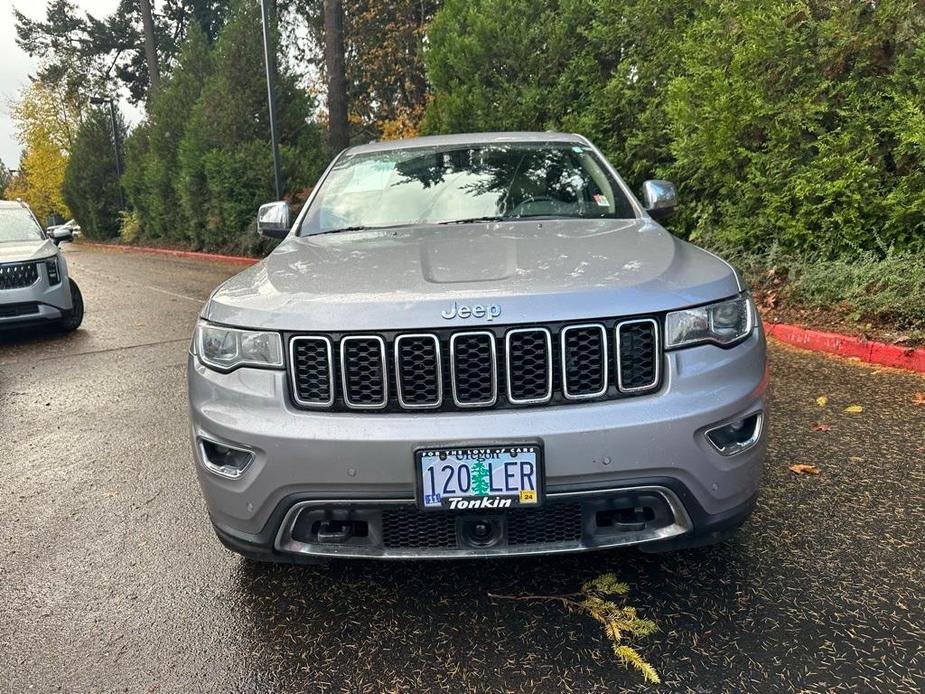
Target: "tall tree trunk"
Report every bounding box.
[139,0,160,97]
[323,0,349,151]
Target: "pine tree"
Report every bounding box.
[470,459,490,496]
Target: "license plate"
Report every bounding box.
[417,445,542,511]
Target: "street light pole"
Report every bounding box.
[259,0,284,201]
[89,96,125,211]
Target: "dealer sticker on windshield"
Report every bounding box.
[417,445,542,511]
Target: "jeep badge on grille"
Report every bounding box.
[441,302,502,321]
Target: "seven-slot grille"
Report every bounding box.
[288,317,660,412]
[0,261,39,290]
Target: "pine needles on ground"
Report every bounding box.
[489,573,661,684]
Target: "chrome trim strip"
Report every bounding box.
[449,331,498,408]
[289,336,335,408]
[340,335,389,409]
[560,323,608,400]
[273,485,693,559]
[705,412,764,456]
[505,327,553,405]
[615,318,661,393]
[394,333,443,409]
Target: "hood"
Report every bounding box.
[0,238,57,263]
[205,219,742,331]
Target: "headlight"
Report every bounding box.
[193,321,284,371]
[665,294,755,349]
[45,257,61,285]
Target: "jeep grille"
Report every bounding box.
[288,317,661,412]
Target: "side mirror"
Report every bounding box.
[641,180,678,221]
[48,226,74,244]
[257,201,291,239]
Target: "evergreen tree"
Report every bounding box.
[62,106,126,239]
[124,24,213,244]
[174,0,325,252]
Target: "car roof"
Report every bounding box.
[346,131,588,155]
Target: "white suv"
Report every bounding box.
[0,200,83,332]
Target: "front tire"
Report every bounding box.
[58,278,84,332]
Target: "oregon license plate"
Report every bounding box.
[417,445,542,511]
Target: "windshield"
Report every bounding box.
[299,142,636,235]
[0,208,44,243]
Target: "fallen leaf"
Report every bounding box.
[844,404,864,413]
[913,392,925,406]
[816,396,828,407]
[810,422,831,432]
[789,464,820,475]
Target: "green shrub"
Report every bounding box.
[424,0,925,259]
[118,210,142,244]
[124,0,326,253]
[61,107,126,240]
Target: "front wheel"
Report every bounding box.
[58,278,84,332]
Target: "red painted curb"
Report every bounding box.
[764,322,925,373]
[80,241,259,266]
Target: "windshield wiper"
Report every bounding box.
[436,216,504,225]
[317,225,372,235]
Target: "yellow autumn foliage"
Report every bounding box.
[5,80,80,222]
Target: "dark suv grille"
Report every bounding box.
[0,261,39,290]
[506,329,552,403]
[450,332,496,406]
[288,316,661,412]
[341,336,387,407]
[617,319,659,391]
[561,324,607,398]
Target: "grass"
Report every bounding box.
[736,250,925,343]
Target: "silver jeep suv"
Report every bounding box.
[188,132,767,562]
[0,200,83,332]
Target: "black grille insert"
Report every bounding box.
[341,336,387,407]
[506,503,584,545]
[450,332,497,406]
[379,504,584,549]
[395,334,441,407]
[561,324,607,398]
[0,261,39,290]
[291,337,334,406]
[382,509,458,549]
[617,320,659,391]
[506,329,552,403]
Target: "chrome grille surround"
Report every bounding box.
[340,335,389,409]
[560,323,608,400]
[288,316,661,412]
[449,331,498,408]
[289,336,335,408]
[615,318,660,393]
[505,327,553,405]
[394,333,443,409]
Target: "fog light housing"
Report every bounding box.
[198,438,255,479]
[705,412,763,456]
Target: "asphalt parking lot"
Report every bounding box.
[1,244,923,693]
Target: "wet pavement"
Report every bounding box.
[1,244,923,693]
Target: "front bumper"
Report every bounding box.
[0,256,72,328]
[189,329,768,560]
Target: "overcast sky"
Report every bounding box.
[0,0,143,169]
